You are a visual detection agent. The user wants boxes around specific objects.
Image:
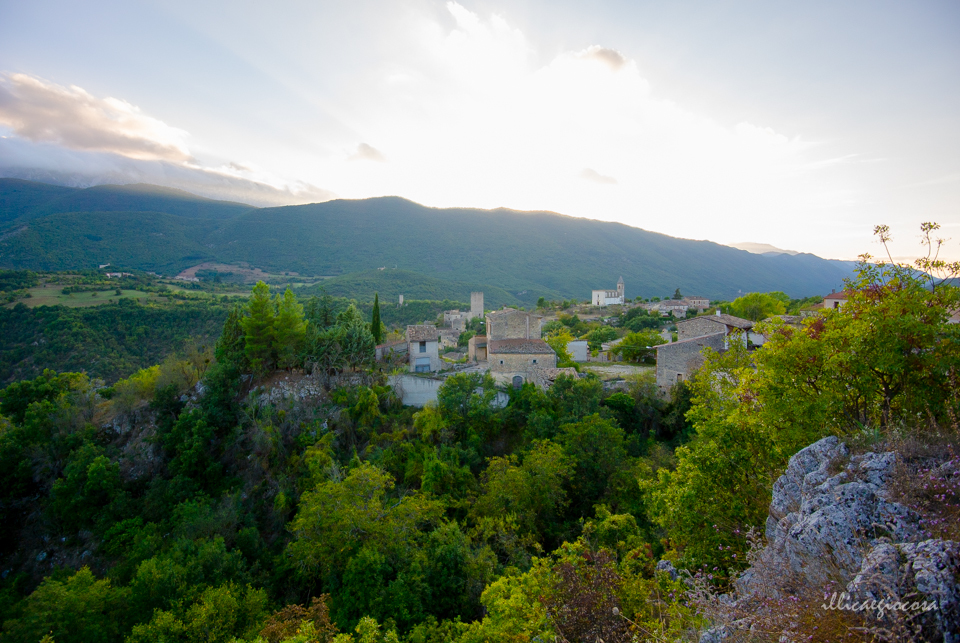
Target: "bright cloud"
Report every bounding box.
[312,2,837,249]
[0,73,193,162]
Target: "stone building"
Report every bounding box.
[655,333,725,391]
[653,299,689,317]
[822,290,851,309]
[591,276,625,307]
[682,296,710,310]
[406,325,441,373]
[656,311,755,392]
[485,308,543,340]
[676,312,753,342]
[475,307,559,387]
[465,292,484,321]
[488,338,558,386]
[467,335,488,362]
[443,310,466,332]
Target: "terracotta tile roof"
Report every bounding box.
[488,338,556,354]
[823,290,854,301]
[406,325,439,341]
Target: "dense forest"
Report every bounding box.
[0,242,957,642]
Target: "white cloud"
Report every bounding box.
[0,73,193,162]
[0,135,334,207]
[581,168,617,184]
[350,143,386,162]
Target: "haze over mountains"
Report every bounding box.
[0,179,854,303]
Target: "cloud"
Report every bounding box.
[349,142,386,162]
[0,137,335,206]
[580,168,617,184]
[0,73,192,162]
[578,46,627,71]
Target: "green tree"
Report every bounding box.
[610,330,664,363]
[728,292,786,322]
[274,288,307,370]
[370,293,383,345]
[286,463,444,584]
[2,567,127,643]
[241,281,276,375]
[543,327,575,367]
[471,440,573,539]
[673,288,683,299]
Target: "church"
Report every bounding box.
[591,276,624,306]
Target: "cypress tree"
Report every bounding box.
[371,293,383,345]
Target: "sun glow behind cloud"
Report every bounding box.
[303,2,846,248]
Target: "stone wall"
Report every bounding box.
[655,332,724,390]
[486,310,541,340]
[677,316,726,341]
[489,351,557,386]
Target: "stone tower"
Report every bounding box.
[617,276,624,302]
[470,291,484,320]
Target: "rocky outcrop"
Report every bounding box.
[730,436,960,641]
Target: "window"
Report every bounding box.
[499,360,504,365]
[676,373,683,383]
[532,359,537,364]
[419,341,426,353]
[415,357,430,373]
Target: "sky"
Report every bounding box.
[0,0,958,262]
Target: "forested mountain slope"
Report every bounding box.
[0,180,854,300]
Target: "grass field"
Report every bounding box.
[11,285,163,308]
[580,363,654,380]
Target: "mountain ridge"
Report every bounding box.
[0,179,855,301]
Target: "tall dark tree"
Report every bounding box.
[370,293,383,345]
[241,281,276,376]
[305,288,336,330]
[214,303,248,369]
[673,287,683,299]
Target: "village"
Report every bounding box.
[373,277,890,407]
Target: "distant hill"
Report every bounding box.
[0,179,255,224]
[0,180,855,301]
[729,242,800,256]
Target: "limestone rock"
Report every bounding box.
[746,437,923,593]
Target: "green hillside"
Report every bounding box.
[0,210,217,273]
[311,269,529,309]
[0,179,255,224]
[0,180,855,300]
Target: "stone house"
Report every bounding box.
[591,276,625,306]
[486,308,543,340]
[823,290,852,309]
[656,311,755,391]
[655,333,726,391]
[443,310,466,332]
[467,335,488,362]
[406,325,441,373]
[682,296,710,310]
[483,308,559,386]
[653,299,689,317]
[676,312,753,342]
